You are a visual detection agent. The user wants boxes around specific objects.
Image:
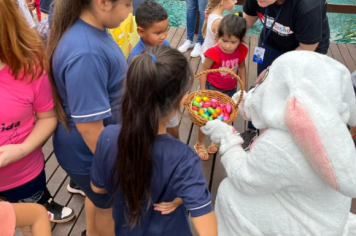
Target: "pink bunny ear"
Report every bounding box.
[285,97,339,191]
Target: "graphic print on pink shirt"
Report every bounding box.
[0,66,54,191]
[204,44,248,91]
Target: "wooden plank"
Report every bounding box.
[45,153,60,183]
[43,137,54,162]
[46,164,68,197]
[327,47,333,58]
[170,27,186,49]
[166,26,178,43]
[327,3,356,14]
[346,44,356,70]
[69,207,86,236]
[329,43,346,65]
[338,43,356,72]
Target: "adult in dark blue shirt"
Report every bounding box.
[91,46,218,236]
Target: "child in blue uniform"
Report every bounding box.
[91,46,218,236]
[47,0,132,235]
[127,0,180,139]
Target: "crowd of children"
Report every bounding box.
[2,0,353,235]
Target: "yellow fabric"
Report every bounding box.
[109,14,140,60]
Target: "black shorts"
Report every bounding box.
[0,168,51,204]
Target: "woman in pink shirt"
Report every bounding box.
[0,0,74,225]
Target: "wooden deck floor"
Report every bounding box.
[15,27,356,235]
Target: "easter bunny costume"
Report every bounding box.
[201,51,356,236]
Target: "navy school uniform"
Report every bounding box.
[52,18,127,175]
[91,125,213,235]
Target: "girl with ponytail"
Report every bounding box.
[201,0,237,61]
[47,0,132,235]
[91,46,218,236]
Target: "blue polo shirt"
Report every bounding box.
[127,38,170,64]
[52,18,127,175]
[91,125,213,235]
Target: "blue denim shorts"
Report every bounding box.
[206,82,237,97]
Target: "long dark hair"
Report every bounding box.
[111,46,193,228]
[46,0,120,128]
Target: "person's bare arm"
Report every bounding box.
[296,42,319,52]
[200,57,215,90]
[76,120,105,153]
[239,61,247,91]
[211,19,221,44]
[192,211,218,236]
[243,13,258,30]
[0,109,57,168]
[12,203,51,236]
[91,182,107,194]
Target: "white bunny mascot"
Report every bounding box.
[201,51,356,236]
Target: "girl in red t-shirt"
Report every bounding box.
[195,14,248,160]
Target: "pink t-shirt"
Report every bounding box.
[0,66,54,191]
[204,43,248,90]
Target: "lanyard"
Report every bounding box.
[262,4,284,47]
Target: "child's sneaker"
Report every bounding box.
[241,129,258,151]
[190,43,202,57]
[44,198,75,223]
[67,179,86,197]
[178,39,194,53]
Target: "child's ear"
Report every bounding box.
[137,27,145,37]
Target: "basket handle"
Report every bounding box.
[194,69,244,109]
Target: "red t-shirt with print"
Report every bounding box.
[204,43,248,90]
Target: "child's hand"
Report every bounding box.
[154,197,183,215]
[0,144,27,168]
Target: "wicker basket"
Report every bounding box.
[184,69,244,127]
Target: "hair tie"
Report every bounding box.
[205,14,209,18]
[149,54,157,63]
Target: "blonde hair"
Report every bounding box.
[0,0,45,81]
[202,0,221,38]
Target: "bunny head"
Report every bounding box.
[239,51,356,197]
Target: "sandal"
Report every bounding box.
[194,142,209,161]
[207,142,219,154]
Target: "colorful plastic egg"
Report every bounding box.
[193,110,199,115]
[203,102,211,108]
[212,112,218,118]
[192,101,201,108]
[211,98,218,103]
[202,96,210,102]
[192,106,199,112]
[194,96,203,102]
[200,102,204,107]
[217,116,223,121]
[208,117,213,121]
[215,108,221,115]
[203,108,207,112]
[223,116,229,121]
[226,104,232,114]
[211,102,217,109]
[220,104,225,108]
[200,114,209,119]
[207,107,215,115]
[205,111,210,116]
[198,109,205,115]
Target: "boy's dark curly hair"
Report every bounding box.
[136,1,168,29]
